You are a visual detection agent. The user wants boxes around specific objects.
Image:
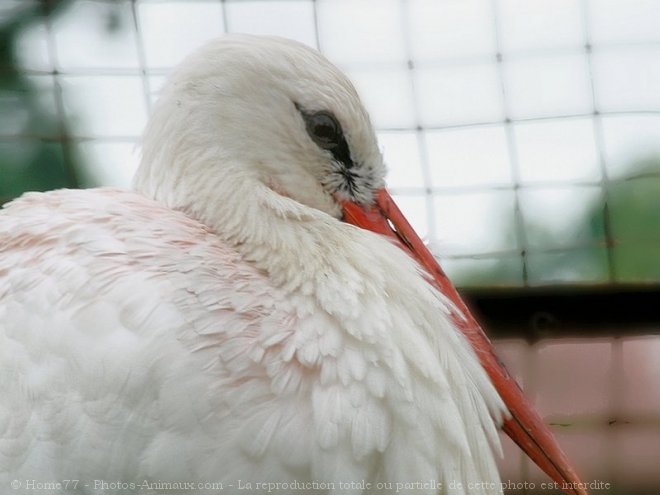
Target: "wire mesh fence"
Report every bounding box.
[491,333,660,494]
[1,2,660,491]
[2,0,659,289]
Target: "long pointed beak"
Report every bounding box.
[341,188,587,495]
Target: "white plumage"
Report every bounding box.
[1,35,509,494]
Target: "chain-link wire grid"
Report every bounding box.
[2,2,660,491]
[2,0,660,289]
[493,333,660,493]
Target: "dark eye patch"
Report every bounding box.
[305,112,341,150]
[297,104,354,170]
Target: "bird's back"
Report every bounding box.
[0,188,504,495]
[0,188,291,490]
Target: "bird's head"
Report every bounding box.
[135,34,385,218]
[134,35,585,495]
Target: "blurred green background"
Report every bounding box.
[1,1,659,288]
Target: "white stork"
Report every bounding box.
[0,35,585,495]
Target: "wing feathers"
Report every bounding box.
[1,188,505,494]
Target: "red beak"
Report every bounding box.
[341,188,587,495]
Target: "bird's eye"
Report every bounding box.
[296,104,354,169]
[305,112,341,150]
